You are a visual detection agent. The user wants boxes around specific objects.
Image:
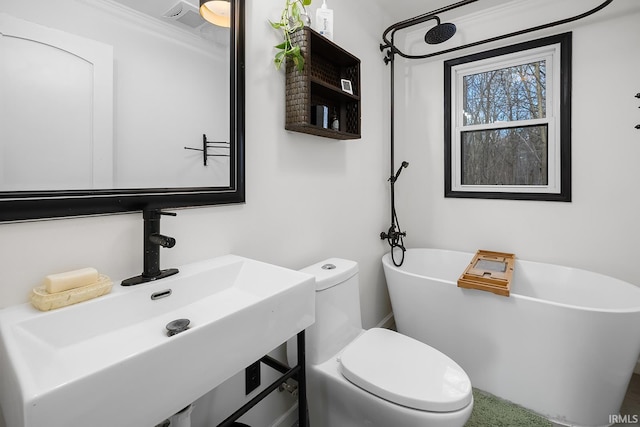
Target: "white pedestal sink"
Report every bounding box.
[0,255,315,427]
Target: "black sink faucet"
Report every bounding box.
[121,208,179,286]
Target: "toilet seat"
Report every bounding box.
[339,328,472,412]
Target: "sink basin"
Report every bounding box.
[0,255,315,427]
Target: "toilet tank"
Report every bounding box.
[300,258,363,365]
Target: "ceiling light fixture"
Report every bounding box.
[199,0,231,28]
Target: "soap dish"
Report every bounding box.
[30,274,112,311]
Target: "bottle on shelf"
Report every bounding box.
[315,0,334,41]
[331,108,339,131]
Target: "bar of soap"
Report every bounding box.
[44,267,99,294]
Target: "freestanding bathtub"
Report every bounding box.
[382,248,640,427]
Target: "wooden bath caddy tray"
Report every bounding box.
[457,250,515,297]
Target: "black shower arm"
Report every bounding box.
[381,0,477,50]
[381,0,613,61]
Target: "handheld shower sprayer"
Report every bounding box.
[390,161,409,183]
[381,160,409,266]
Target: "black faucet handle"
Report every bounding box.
[149,234,176,248]
[158,211,177,217]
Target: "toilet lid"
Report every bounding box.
[339,328,472,412]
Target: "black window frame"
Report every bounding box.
[444,32,572,202]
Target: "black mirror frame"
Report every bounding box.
[0,0,245,222]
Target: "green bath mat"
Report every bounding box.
[465,388,552,427]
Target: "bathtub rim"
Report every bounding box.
[382,248,640,314]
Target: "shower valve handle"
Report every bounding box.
[380,227,406,241]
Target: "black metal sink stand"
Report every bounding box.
[216,330,308,427]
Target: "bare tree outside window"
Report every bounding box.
[461,62,548,186]
[461,126,548,185]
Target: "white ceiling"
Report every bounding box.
[107,0,229,41]
[109,0,517,30]
[375,0,516,27]
[109,0,200,20]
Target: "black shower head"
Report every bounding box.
[424,16,456,44]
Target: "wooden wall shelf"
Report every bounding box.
[285,27,361,140]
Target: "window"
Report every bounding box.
[444,33,571,201]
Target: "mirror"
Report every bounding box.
[0,0,244,221]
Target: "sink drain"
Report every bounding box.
[166,318,190,336]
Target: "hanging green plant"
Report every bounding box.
[269,0,312,72]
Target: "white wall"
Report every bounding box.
[0,0,392,425]
[394,0,640,287]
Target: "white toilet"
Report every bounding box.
[289,258,473,427]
